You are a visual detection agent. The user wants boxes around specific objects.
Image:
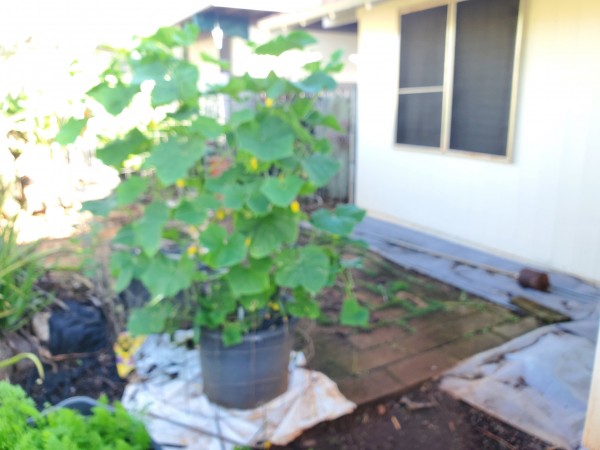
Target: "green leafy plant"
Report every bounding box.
[0,216,53,331]
[71,25,367,345]
[0,382,151,450]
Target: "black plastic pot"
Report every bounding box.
[200,323,295,409]
[46,397,161,450]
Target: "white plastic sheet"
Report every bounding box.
[441,320,598,450]
[122,332,355,449]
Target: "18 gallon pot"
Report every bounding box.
[200,324,294,409]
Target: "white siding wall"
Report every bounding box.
[356,0,600,282]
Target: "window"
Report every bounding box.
[395,0,521,158]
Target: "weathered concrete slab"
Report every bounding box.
[354,216,599,321]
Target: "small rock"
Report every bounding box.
[377,404,387,416]
[32,312,51,342]
[302,438,316,448]
[400,395,438,411]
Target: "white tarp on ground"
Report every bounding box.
[122,332,355,450]
[441,315,599,450]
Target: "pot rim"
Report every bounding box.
[200,318,297,343]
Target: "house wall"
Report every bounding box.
[583,317,600,449]
[355,0,600,282]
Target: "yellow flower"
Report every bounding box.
[249,157,259,171]
[114,332,146,378]
[290,200,300,214]
[264,97,274,108]
[175,179,186,188]
[245,237,252,247]
[269,302,280,312]
[216,209,225,221]
[187,245,198,256]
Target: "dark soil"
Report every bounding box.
[16,348,125,408]
[275,381,556,450]
[11,269,127,407]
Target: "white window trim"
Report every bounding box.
[394,0,525,163]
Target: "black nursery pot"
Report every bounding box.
[200,323,295,410]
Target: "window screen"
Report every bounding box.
[396,93,443,147]
[399,6,447,88]
[450,0,519,156]
[396,6,447,147]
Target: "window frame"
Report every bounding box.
[393,0,525,162]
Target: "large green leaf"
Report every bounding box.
[144,136,206,186]
[128,304,173,336]
[236,116,294,162]
[286,289,321,319]
[131,60,168,84]
[205,166,241,193]
[325,49,345,73]
[139,255,195,299]
[151,62,199,106]
[113,224,135,247]
[55,118,88,145]
[294,71,337,94]
[221,184,249,210]
[221,322,243,346]
[196,283,237,325]
[173,194,216,225]
[116,176,149,206]
[81,196,117,217]
[209,76,248,99]
[191,116,225,139]
[200,225,247,268]
[199,223,227,249]
[310,204,366,236]
[238,292,270,313]
[255,31,317,56]
[275,246,330,294]
[291,97,314,119]
[306,111,342,131]
[340,297,370,327]
[87,82,139,115]
[96,129,150,168]
[226,258,271,297]
[200,52,231,70]
[109,250,137,293]
[173,201,207,225]
[246,190,270,216]
[302,154,340,187]
[134,201,169,256]
[229,109,254,128]
[148,23,199,48]
[335,204,367,221]
[247,210,298,258]
[152,77,178,106]
[260,175,304,207]
[173,62,200,105]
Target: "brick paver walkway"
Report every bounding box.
[307,308,540,405]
